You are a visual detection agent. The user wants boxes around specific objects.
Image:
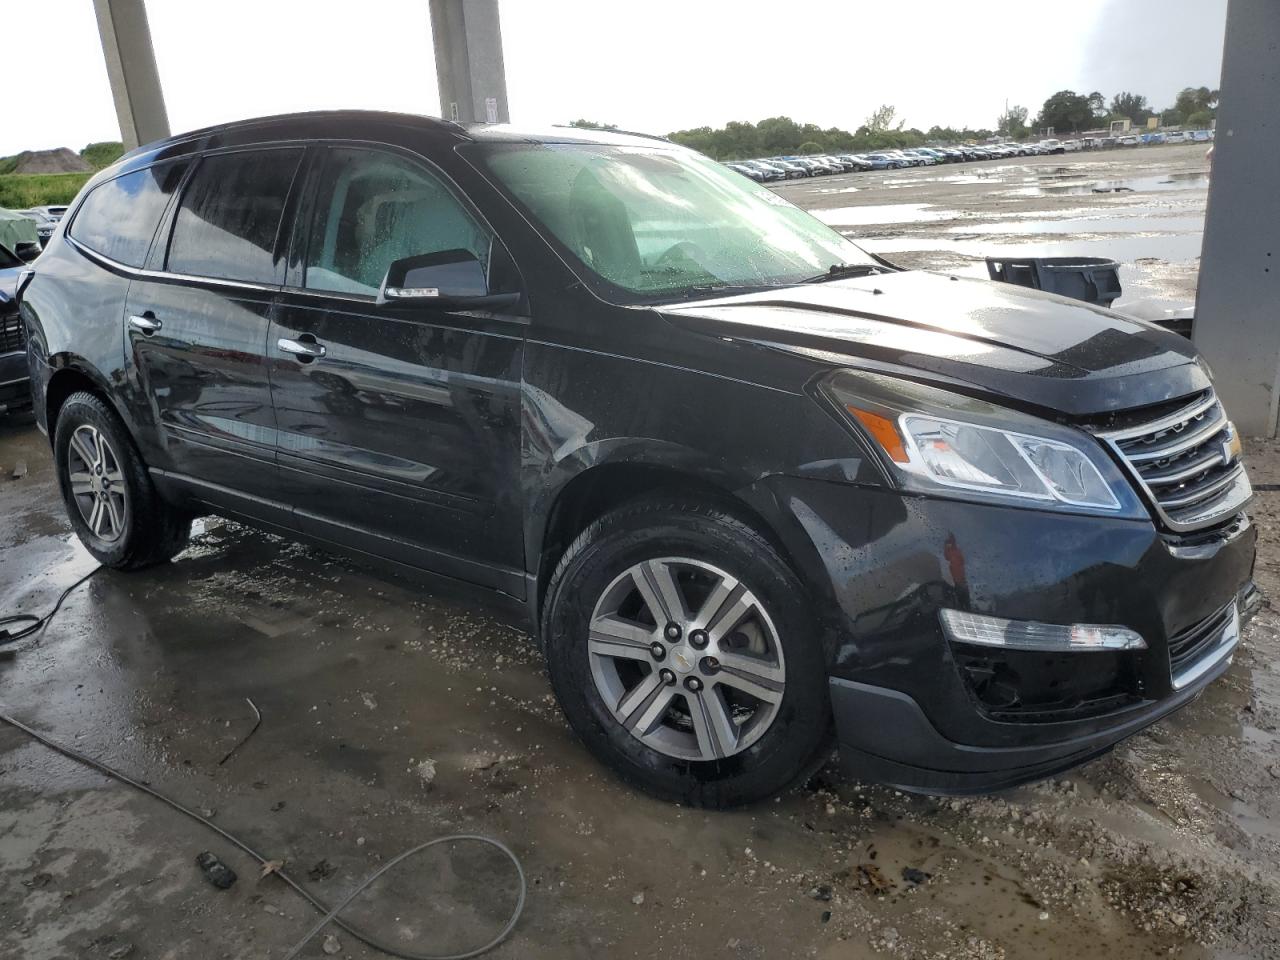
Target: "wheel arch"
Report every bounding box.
[43,359,125,442]
[529,442,837,635]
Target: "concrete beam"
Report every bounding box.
[1193,0,1280,436]
[429,0,509,125]
[92,0,170,150]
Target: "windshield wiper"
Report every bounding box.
[800,263,882,284]
[675,282,791,300]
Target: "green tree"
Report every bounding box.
[996,105,1029,138]
[1036,90,1093,134]
[1087,91,1106,121]
[1109,92,1151,126]
[798,141,823,154]
[568,119,618,130]
[863,104,902,134]
[1185,109,1215,128]
[1171,86,1218,125]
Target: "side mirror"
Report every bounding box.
[377,249,518,310]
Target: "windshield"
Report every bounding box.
[467,142,875,302]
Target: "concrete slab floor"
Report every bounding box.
[2,157,1280,955]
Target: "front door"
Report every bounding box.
[268,145,526,594]
[126,146,304,525]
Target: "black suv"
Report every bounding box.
[19,112,1257,807]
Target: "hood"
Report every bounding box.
[658,270,1209,417]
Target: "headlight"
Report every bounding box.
[818,370,1146,518]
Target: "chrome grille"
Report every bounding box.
[1094,389,1251,533]
[0,311,24,354]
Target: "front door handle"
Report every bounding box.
[128,313,162,335]
[277,336,327,362]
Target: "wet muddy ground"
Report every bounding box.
[3,143,1279,959]
[776,143,1214,326]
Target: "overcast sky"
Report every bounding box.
[6,0,1228,157]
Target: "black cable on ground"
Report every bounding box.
[0,565,103,647]
[0,568,526,959]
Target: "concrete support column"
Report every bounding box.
[92,0,170,150]
[1193,0,1280,436]
[429,0,509,125]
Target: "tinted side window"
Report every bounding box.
[304,148,490,296]
[167,149,302,284]
[68,161,188,267]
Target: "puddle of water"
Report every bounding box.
[813,203,956,226]
[1027,172,1211,197]
[856,232,1204,265]
[946,214,1204,236]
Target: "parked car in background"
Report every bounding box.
[17,205,69,248]
[1164,132,1187,144]
[858,153,896,170]
[1118,135,1140,146]
[22,111,1257,807]
[883,150,920,167]
[837,154,873,171]
[725,162,765,182]
[0,243,30,414]
[755,161,787,181]
[901,149,938,165]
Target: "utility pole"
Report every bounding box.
[91,0,170,150]
[429,0,509,125]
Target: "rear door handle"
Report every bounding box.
[128,313,162,335]
[277,337,327,361]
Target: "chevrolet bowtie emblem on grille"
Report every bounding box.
[1222,427,1242,465]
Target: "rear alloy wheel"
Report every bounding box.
[543,497,831,808]
[54,391,192,569]
[66,424,129,542]
[588,557,786,762]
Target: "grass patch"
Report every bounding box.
[0,172,91,209]
[81,141,124,170]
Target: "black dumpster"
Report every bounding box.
[986,256,1122,307]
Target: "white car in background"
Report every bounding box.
[16,205,68,248]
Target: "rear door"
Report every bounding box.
[268,144,526,593]
[124,147,303,525]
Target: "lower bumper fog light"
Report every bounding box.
[939,609,1147,652]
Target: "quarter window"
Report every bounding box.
[167,149,303,284]
[68,161,188,267]
[304,148,490,297]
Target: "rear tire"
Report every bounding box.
[542,496,831,808]
[53,391,191,569]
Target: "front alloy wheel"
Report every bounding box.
[542,497,831,808]
[588,557,786,762]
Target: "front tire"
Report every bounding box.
[53,391,191,569]
[542,497,831,808]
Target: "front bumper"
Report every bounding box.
[762,478,1258,794]
[0,350,31,413]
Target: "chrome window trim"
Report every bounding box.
[66,235,280,295]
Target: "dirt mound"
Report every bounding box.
[10,148,91,174]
